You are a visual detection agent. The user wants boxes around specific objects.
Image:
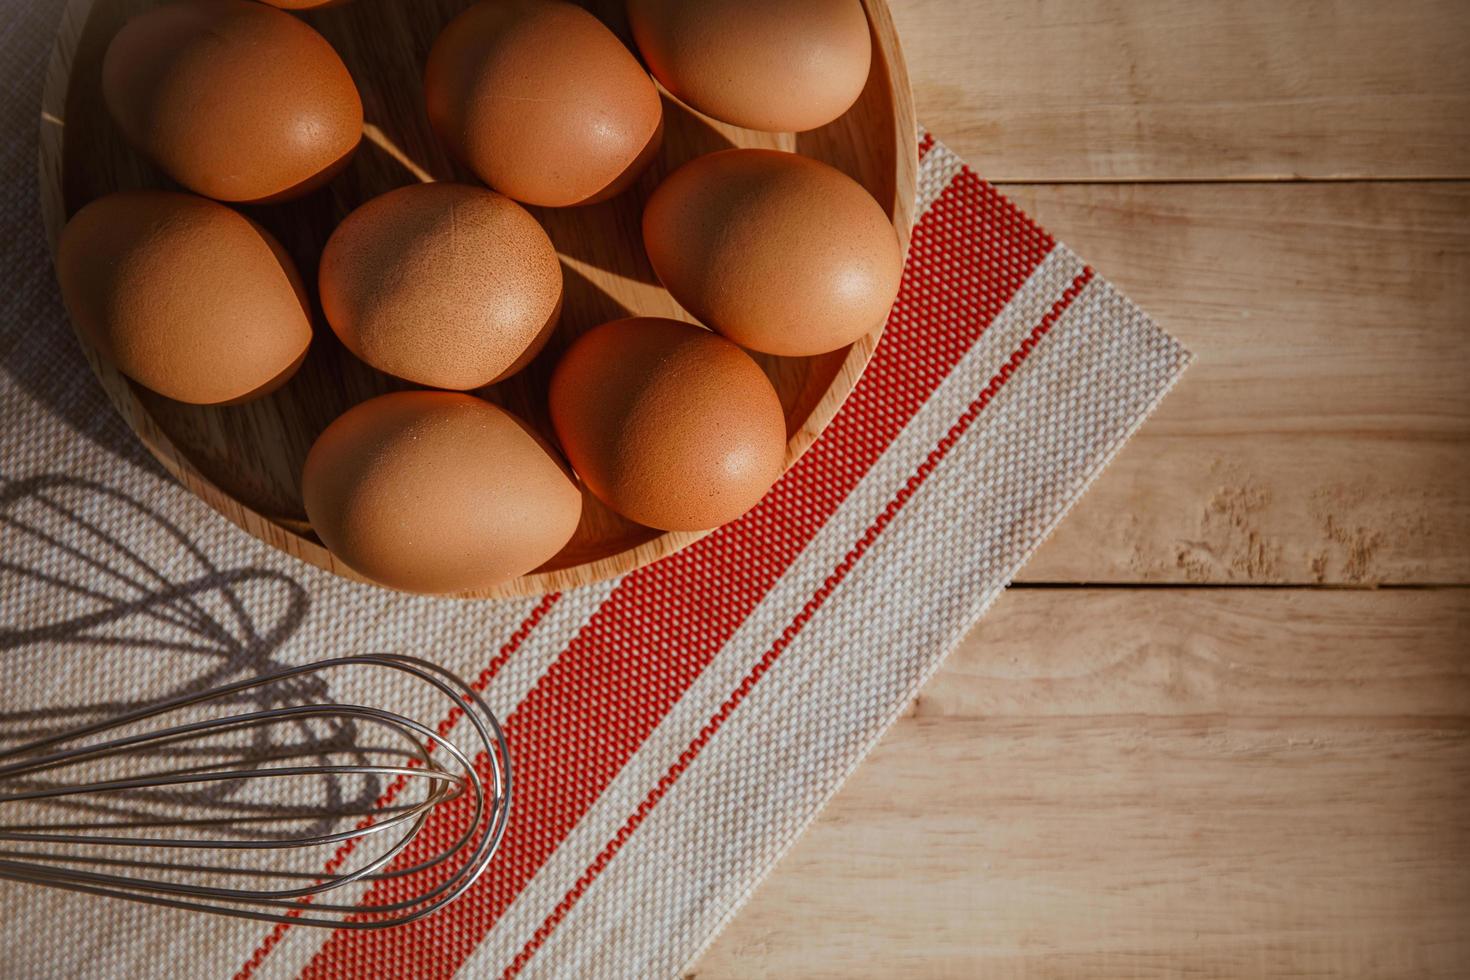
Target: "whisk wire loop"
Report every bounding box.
[0,655,512,928]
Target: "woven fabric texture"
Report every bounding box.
[1,7,1190,978]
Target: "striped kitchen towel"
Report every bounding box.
[0,8,1189,975]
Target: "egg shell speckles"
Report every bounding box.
[643,148,904,357]
[319,182,563,391]
[424,0,663,207]
[102,0,362,203]
[549,317,787,532]
[627,0,871,133]
[302,391,583,595]
[57,190,313,406]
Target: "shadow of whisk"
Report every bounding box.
[0,476,512,927]
[0,474,363,837]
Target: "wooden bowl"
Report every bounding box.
[39,0,917,597]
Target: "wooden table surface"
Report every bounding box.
[693,1,1470,976]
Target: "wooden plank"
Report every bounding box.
[1002,181,1470,585]
[692,587,1470,979]
[895,0,1470,181]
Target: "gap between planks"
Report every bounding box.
[1006,180,1470,587]
[694,585,1470,980]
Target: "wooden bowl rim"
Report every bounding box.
[38,0,917,599]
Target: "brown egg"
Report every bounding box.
[627,0,871,133]
[424,0,663,207]
[319,183,562,390]
[549,317,786,531]
[643,149,903,357]
[57,191,312,406]
[302,392,582,594]
[102,0,362,203]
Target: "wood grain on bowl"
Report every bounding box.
[39,0,917,597]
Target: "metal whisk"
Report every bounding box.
[0,655,510,928]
